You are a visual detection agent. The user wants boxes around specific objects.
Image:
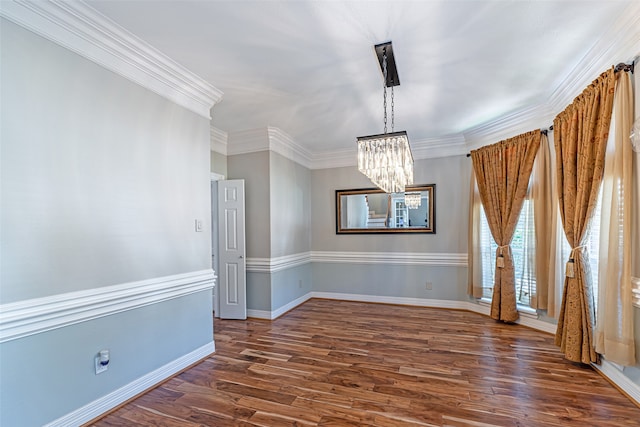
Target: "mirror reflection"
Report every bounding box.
[336,185,435,234]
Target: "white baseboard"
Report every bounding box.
[593,360,640,406]
[272,293,313,318]
[515,313,557,334]
[311,292,469,310]
[44,341,215,427]
[247,293,312,320]
[246,309,272,319]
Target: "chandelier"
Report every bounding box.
[357,42,413,194]
[404,191,421,209]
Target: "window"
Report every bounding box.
[633,278,640,309]
[479,199,536,307]
[559,189,602,313]
[479,187,603,312]
[392,199,408,227]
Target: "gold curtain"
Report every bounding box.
[595,71,635,366]
[471,130,541,322]
[553,68,616,364]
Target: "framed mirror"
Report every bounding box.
[336,184,435,234]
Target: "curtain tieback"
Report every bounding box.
[569,244,587,260]
[497,244,510,255]
[496,244,510,268]
[566,245,587,278]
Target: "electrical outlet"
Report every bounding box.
[95,350,109,375]
[425,282,433,290]
[94,356,109,375]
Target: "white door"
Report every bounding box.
[217,179,247,319]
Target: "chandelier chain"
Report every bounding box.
[391,86,395,132]
[383,50,388,134]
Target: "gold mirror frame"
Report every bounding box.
[335,184,435,234]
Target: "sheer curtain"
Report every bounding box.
[595,70,635,366]
[471,131,540,322]
[633,72,640,310]
[468,171,484,298]
[553,68,616,364]
[529,133,553,310]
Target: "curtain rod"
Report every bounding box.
[615,61,634,73]
[464,61,634,158]
[466,128,551,157]
[538,62,633,137]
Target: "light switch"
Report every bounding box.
[195,219,203,232]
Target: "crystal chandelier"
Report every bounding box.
[357,42,413,194]
[404,191,421,209]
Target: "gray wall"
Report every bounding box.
[1,292,212,426]
[228,151,271,258]
[269,152,312,311]
[270,151,311,257]
[311,155,471,300]
[1,19,211,303]
[272,265,313,310]
[211,150,228,177]
[0,19,213,426]
[227,151,273,313]
[312,155,470,253]
[228,151,312,312]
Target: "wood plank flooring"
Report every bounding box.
[91,299,640,426]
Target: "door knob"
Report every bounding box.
[239,255,244,259]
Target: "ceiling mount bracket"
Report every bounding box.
[375,42,400,87]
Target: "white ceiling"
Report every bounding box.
[87,0,638,159]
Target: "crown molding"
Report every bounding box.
[267,127,313,169]
[0,0,223,119]
[548,2,640,114]
[308,135,468,170]
[227,126,314,168]
[210,126,228,155]
[462,104,554,150]
[226,128,270,156]
[411,134,468,159]
[309,149,358,170]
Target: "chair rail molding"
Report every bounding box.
[0,269,216,343]
[247,252,311,273]
[0,0,223,118]
[311,251,468,267]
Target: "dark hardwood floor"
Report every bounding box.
[91,299,640,426]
